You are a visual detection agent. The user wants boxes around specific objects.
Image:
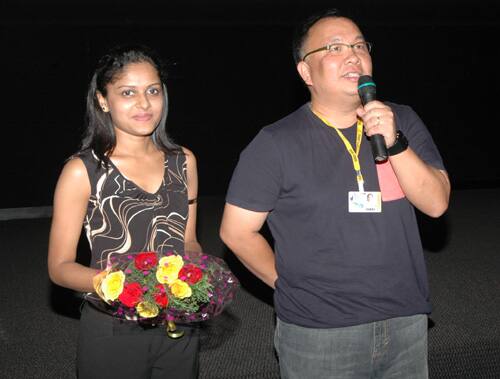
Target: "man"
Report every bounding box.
[220,9,450,379]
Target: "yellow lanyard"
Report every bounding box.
[315,114,365,192]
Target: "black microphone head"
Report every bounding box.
[358,75,376,105]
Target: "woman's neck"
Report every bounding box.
[112,133,158,158]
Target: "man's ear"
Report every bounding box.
[297,61,313,86]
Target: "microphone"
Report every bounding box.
[357,75,388,162]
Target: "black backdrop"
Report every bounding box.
[2,0,499,208]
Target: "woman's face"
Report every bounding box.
[97,61,164,139]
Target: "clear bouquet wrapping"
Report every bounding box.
[86,250,239,338]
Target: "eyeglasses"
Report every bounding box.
[302,41,372,61]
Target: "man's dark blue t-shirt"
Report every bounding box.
[226,103,446,328]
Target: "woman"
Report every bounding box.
[48,45,201,378]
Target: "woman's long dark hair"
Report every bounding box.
[79,45,181,166]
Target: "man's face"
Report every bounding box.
[298,17,373,101]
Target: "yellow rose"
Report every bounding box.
[136,301,159,318]
[100,271,125,302]
[156,255,184,284]
[170,279,192,299]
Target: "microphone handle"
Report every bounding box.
[370,134,388,162]
[363,97,388,162]
[358,75,388,162]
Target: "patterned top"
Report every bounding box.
[78,149,188,270]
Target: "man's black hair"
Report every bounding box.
[292,8,351,64]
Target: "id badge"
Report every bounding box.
[348,191,382,213]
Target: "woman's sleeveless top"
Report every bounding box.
[78,150,188,270]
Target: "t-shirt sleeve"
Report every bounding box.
[393,104,446,171]
[226,128,282,212]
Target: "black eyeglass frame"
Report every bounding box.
[302,41,372,61]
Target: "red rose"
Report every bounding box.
[154,284,169,308]
[134,252,158,271]
[178,264,203,284]
[118,282,143,307]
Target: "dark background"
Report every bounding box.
[2,0,499,208]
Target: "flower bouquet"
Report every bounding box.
[86,251,239,338]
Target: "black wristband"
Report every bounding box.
[387,130,408,156]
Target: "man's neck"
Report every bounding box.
[310,97,360,129]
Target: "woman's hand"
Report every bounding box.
[92,270,108,299]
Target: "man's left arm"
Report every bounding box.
[388,149,450,217]
[358,101,450,217]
